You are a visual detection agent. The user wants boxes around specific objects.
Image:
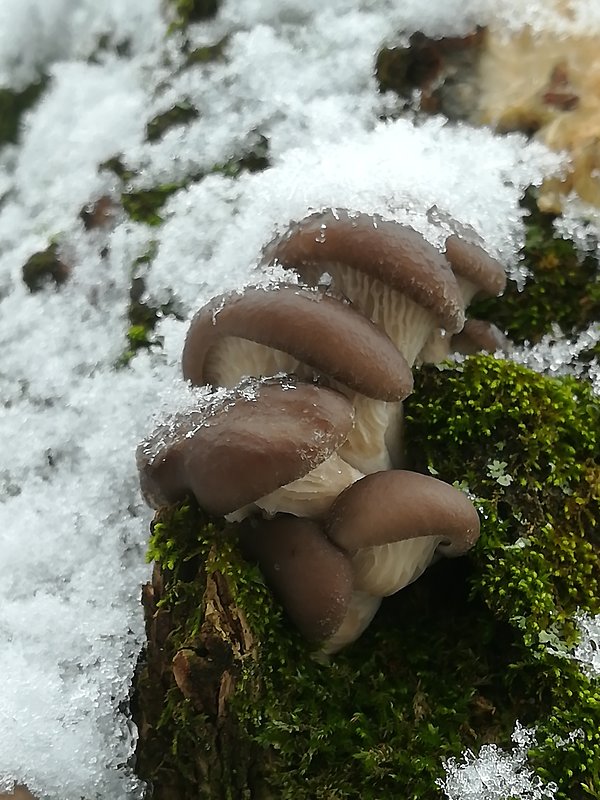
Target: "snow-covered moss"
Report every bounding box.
[471,191,600,344]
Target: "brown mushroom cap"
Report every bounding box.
[263,209,465,333]
[452,318,510,355]
[137,379,355,516]
[238,514,354,642]
[444,234,507,298]
[326,469,480,556]
[181,284,413,401]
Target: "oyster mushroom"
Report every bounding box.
[451,318,510,355]
[239,514,380,653]
[136,378,361,519]
[262,209,465,471]
[263,209,465,365]
[419,236,507,363]
[182,284,413,402]
[444,234,507,307]
[182,281,414,474]
[326,470,480,597]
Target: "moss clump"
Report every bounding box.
[375,31,484,121]
[146,103,199,143]
[135,356,599,799]
[115,244,183,368]
[185,36,229,66]
[168,0,219,29]
[405,356,600,796]
[471,193,600,343]
[0,79,47,146]
[121,183,185,227]
[21,243,69,292]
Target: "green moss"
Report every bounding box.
[0,78,47,146]
[471,193,600,343]
[115,244,184,368]
[119,136,269,226]
[135,357,599,798]
[146,103,199,142]
[99,155,136,184]
[21,242,69,292]
[121,183,185,226]
[185,36,229,66]
[405,357,600,796]
[168,0,219,30]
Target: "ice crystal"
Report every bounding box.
[438,724,558,800]
[567,613,600,679]
[510,324,600,394]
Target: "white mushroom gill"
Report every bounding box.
[226,452,364,521]
[203,327,405,475]
[204,336,306,387]
[351,536,445,596]
[303,263,439,365]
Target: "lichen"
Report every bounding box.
[134,355,599,799]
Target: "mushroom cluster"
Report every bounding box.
[137,208,508,653]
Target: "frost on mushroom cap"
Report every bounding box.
[238,514,354,643]
[444,233,507,305]
[181,284,413,402]
[326,470,480,596]
[136,379,355,517]
[263,208,465,365]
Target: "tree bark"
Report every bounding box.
[133,543,269,800]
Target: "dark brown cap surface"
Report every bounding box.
[263,209,465,333]
[444,235,506,298]
[182,284,413,401]
[137,379,355,516]
[239,514,354,642]
[326,470,480,555]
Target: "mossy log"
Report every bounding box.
[135,531,268,799]
[133,357,600,799]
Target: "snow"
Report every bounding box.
[571,612,600,678]
[0,0,598,798]
[545,611,600,679]
[510,323,600,394]
[438,724,558,800]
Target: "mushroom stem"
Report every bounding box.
[321,590,382,655]
[338,393,404,472]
